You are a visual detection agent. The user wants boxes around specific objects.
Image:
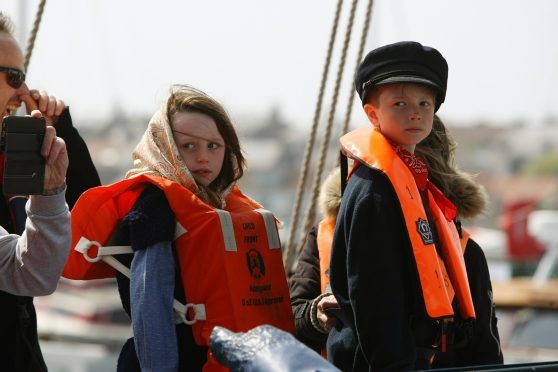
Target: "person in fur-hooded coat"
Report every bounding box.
[289,116,503,367]
[289,167,342,353]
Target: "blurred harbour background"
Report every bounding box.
[3,0,558,370]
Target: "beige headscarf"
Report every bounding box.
[125,104,233,208]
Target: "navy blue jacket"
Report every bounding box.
[327,164,502,371]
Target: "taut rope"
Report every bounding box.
[23,0,47,72]
[283,0,345,268]
[292,0,360,273]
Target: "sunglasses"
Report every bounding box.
[0,66,26,89]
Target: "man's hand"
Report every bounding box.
[316,294,339,332]
[20,89,66,126]
[30,110,68,193]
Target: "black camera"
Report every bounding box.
[1,116,46,195]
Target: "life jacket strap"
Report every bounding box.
[173,301,207,325]
[75,236,207,326]
[429,317,458,358]
[75,237,133,276]
[339,151,348,196]
[75,236,134,262]
[415,346,437,368]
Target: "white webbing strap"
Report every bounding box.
[75,237,133,261]
[102,256,132,278]
[75,237,133,276]
[256,209,281,249]
[215,209,237,252]
[75,236,206,325]
[173,300,207,325]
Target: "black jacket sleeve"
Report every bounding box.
[289,226,328,352]
[113,185,175,315]
[54,108,101,208]
[456,238,504,366]
[113,185,175,252]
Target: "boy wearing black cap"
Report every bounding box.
[327,41,484,370]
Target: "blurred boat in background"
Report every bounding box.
[35,278,131,348]
[35,279,130,372]
[491,209,558,364]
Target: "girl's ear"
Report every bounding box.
[363,104,379,128]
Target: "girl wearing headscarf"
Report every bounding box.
[63,85,294,371]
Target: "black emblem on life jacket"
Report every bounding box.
[416,218,434,245]
[246,249,266,280]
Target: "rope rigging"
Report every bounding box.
[284,0,375,272]
[23,0,47,72]
[283,0,345,268]
[295,0,359,272]
[18,0,375,277]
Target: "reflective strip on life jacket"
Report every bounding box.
[340,126,475,320]
[215,209,237,252]
[255,209,281,249]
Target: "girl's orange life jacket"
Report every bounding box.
[63,174,295,369]
[339,126,475,321]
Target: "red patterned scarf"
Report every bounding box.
[391,144,457,221]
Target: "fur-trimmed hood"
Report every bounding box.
[448,169,488,220]
[319,167,342,219]
[318,165,487,221]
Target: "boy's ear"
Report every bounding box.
[363,104,379,128]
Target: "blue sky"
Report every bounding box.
[4,0,558,127]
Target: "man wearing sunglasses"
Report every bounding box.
[0,12,101,371]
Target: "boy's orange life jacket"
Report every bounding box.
[339,126,475,321]
[317,217,471,299]
[63,174,295,369]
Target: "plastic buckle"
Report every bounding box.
[80,240,104,263]
[179,303,207,325]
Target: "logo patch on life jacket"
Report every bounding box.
[246,249,266,280]
[416,218,434,245]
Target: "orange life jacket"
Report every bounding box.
[63,174,295,371]
[317,218,471,301]
[317,217,336,294]
[339,126,475,321]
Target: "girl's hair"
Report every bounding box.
[166,85,245,195]
[416,115,488,219]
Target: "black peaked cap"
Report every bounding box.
[355,41,448,112]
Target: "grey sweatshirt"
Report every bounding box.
[0,189,70,296]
